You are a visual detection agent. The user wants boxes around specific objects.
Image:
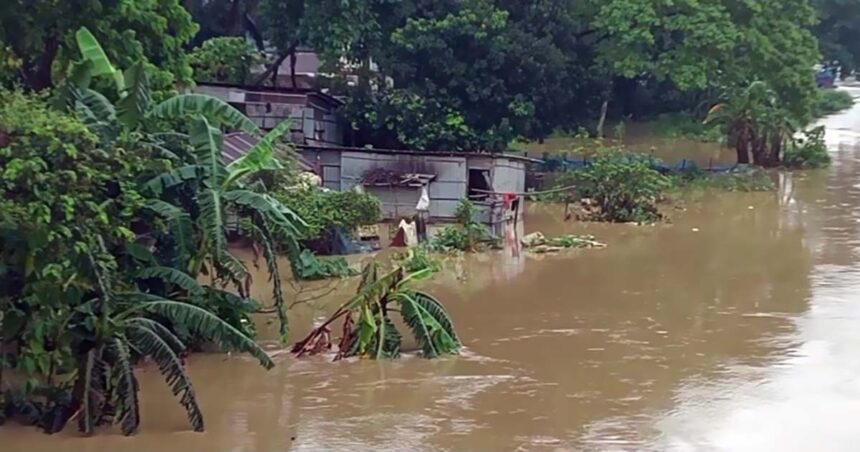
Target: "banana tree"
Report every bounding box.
[70,253,274,436]
[292,263,461,360]
[705,81,795,167]
[67,27,304,342]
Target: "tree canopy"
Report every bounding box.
[252,0,822,151]
[0,0,197,92]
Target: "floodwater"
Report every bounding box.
[4,91,860,451]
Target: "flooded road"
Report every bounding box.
[3,91,860,451]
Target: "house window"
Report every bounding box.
[468,169,491,200]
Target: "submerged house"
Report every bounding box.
[299,145,537,231]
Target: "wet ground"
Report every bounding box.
[4,90,860,451]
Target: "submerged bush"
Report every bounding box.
[812,89,854,118]
[573,156,669,223]
[784,126,831,169]
[430,199,498,252]
[275,187,382,240]
[294,249,357,280]
[292,262,460,360]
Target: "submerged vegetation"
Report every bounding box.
[430,200,499,252]
[0,29,294,435]
[812,90,855,118]
[292,263,460,360]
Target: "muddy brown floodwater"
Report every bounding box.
[4,90,860,451]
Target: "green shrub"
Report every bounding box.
[275,188,382,240]
[294,249,357,280]
[189,37,264,85]
[812,89,854,118]
[784,126,831,169]
[573,156,669,223]
[0,90,155,407]
[430,199,497,251]
[394,246,441,273]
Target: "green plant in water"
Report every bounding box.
[431,199,498,251]
[294,249,357,280]
[292,263,460,360]
[573,156,669,223]
[812,89,854,118]
[784,126,831,169]
[394,245,441,273]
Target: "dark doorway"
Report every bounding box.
[468,169,491,200]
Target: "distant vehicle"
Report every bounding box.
[817,67,837,89]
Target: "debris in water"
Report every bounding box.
[692,228,700,232]
[521,232,606,252]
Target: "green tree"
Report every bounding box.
[189,37,265,85]
[0,0,198,92]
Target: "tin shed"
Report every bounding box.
[298,145,538,230]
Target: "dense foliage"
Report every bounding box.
[249,0,823,152]
[812,89,855,118]
[431,200,498,252]
[784,126,832,169]
[0,29,302,436]
[0,0,197,93]
[274,188,381,241]
[189,37,264,85]
[572,156,669,223]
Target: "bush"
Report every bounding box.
[573,156,669,223]
[275,188,382,240]
[812,89,854,118]
[430,199,498,252]
[784,126,831,169]
[0,90,148,387]
[294,249,357,280]
[189,37,264,85]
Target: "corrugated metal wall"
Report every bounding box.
[340,151,468,219]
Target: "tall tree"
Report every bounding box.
[0,0,198,91]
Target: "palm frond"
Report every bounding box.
[127,324,204,432]
[136,266,204,297]
[190,116,225,187]
[224,119,291,186]
[223,190,305,237]
[110,337,140,436]
[75,346,108,435]
[246,221,288,341]
[75,27,124,92]
[143,200,196,271]
[117,61,152,129]
[198,187,225,252]
[127,318,187,353]
[143,165,207,195]
[412,291,461,346]
[141,300,274,369]
[148,94,258,133]
[397,291,460,358]
[372,316,402,359]
[212,247,251,297]
[78,88,118,124]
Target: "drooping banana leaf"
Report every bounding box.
[74,27,124,92]
[148,94,258,133]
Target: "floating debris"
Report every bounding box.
[521,232,606,253]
